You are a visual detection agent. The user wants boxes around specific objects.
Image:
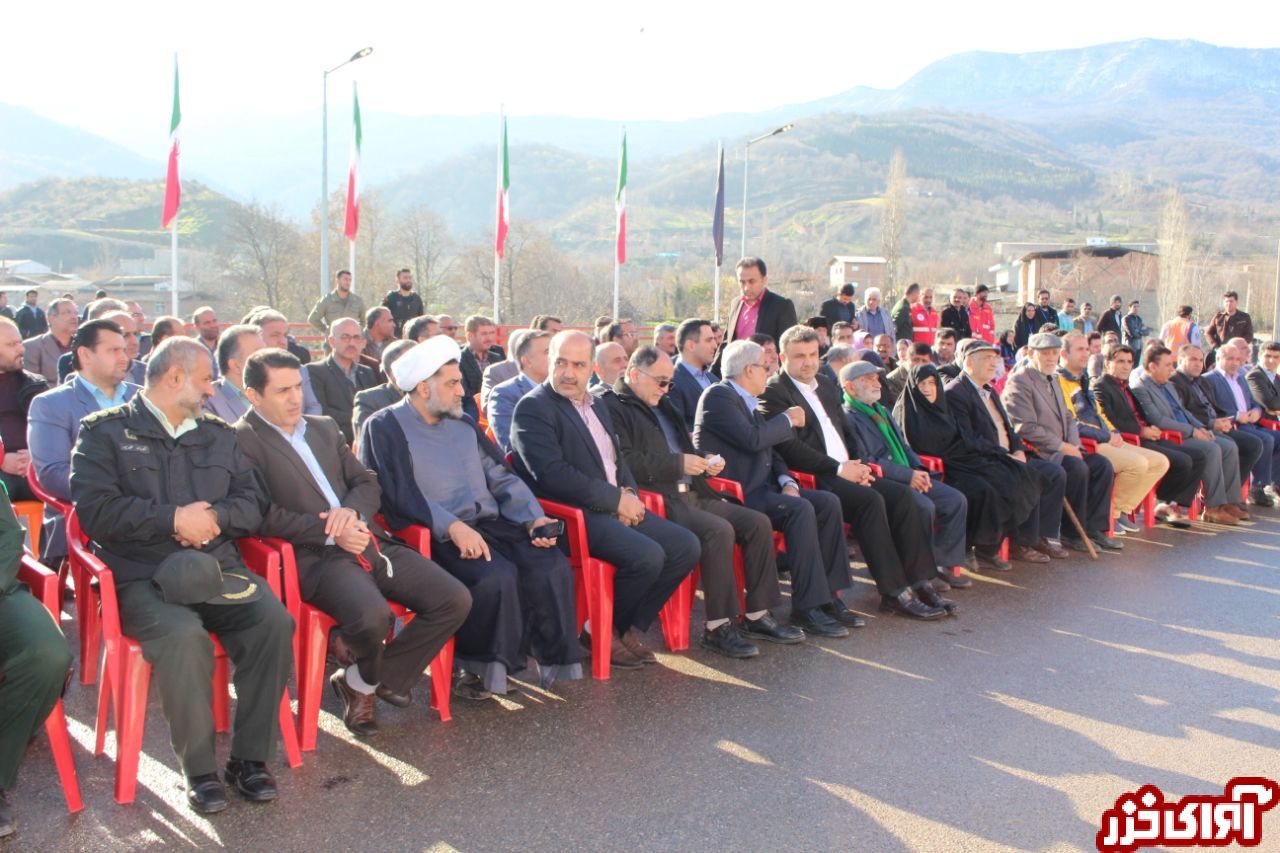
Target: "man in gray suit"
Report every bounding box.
[486,330,551,453]
[251,309,321,417]
[1002,333,1120,552]
[22,297,78,382]
[1130,344,1244,526]
[306,317,376,445]
[480,329,532,411]
[203,325,264,423]
[28,319,140,563]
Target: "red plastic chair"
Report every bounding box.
[1118,433,1159,529]
[535,498,617,680]
[68,511,302,804]
[249,529,455,753]
[1160,430,1205,519]
[638,490,699,653]
[918,453,1010,564]
[25,465,99,685]
[15,554,83,813]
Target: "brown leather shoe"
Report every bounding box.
[1203,507,1239,526]
[330,670,378,736]
[1230,504,1252,521]
[619,629,656,664]
[1010,545,1050,563]
[1035,538,1070,559]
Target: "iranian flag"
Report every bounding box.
[343,83,362,242]
[495,116,510,259]
[615,128,627,264]
[161,58,181,229]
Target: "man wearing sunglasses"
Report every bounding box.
[604,346,802,658]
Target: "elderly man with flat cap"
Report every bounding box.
[69,336,294,815]
[1002,333,1120,553]
[361,335,582,693]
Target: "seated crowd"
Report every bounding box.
[1,262,1277,834]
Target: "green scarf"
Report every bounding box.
[844,391,910,466]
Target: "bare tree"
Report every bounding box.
[1157,187,1190,324]
[391,204,454,307]
[880,148,907,298]
[224,200,307,317]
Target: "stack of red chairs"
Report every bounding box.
[15,554,83,813]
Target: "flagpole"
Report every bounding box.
[493,106,503,324]
[171,219,178,316]
[713,140,725,324]
[349,240,356,292]
[613,124,624,319]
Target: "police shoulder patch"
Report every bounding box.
[198,412,233,429]
[79,405,129,430]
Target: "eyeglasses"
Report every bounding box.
[336,333,364,343]
[637,369,672,389]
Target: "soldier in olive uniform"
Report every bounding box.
[70,337,293,815]
[0,486,72,838]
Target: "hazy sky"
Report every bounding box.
[2,0,1271,155]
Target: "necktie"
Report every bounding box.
[1159,383,1191,425]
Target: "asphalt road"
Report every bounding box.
[8,507,1280,852]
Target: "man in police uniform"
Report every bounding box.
[70,337,293,815]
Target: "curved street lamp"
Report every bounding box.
[741,122,795,259]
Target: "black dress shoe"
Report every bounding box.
[790,607,850,638]
[186,773,230,814]
[915,583,957,615]
[454,672,497,699]
[330,670,379,736]
[224,758,278,803]
[1,787,15,837]
[700,622,760,658]
[1089,532,1123,551]
[878,590,946,620]
[822,598,867,628]
[741,613,805,644]
[376,684,412,708]
[975,550,1013,572]
[939,570,973,589]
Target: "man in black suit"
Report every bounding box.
[692,340,857,636]
[722,257,797,353]
[605,346,802,657]
[511,331,699,670]
[1090,343,1202,523]
[460,315,503,421]
[939,289,971,341]
[758,326,951,618]
[670,318,717,431]
[944,345,1069,565]
[819,284,857,329]
[1248,341,1280,417]
[305,317,376,445]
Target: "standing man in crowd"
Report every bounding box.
[1206,290,1253,349]
[308,270,366,337]
[939,289,971,341]
[856,287,892,338]
[1074,302,1096,335]
[70,337,294,814]
[14,290,46,340]
[722,258,798,352]
[820,284,857,329]
[1097,295,1124,338]
[968,284,996,343]
[191,306,221,380]
[381,268,424,337]
[1122,301,1149,352]
[1031,290,1058,330]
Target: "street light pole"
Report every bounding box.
[320,47,372,300]
[740,122,795,260]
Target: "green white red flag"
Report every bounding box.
[161,58,181,229]
[343,83,362,242]
[615,128,627,264]
[495,116,510,259]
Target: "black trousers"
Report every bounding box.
[746,488,847,609]
[302,541,471,694]
[582,511,700,633]
[117,580,294,778]
[0,471,35,503]
[1060,453,1115,538]
[0,588,72,788]
[666,493,781,621]
[816,474,935,594]
[1141,439,1202,506]
[1020,458,1067,544]
[431,517,580,668]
